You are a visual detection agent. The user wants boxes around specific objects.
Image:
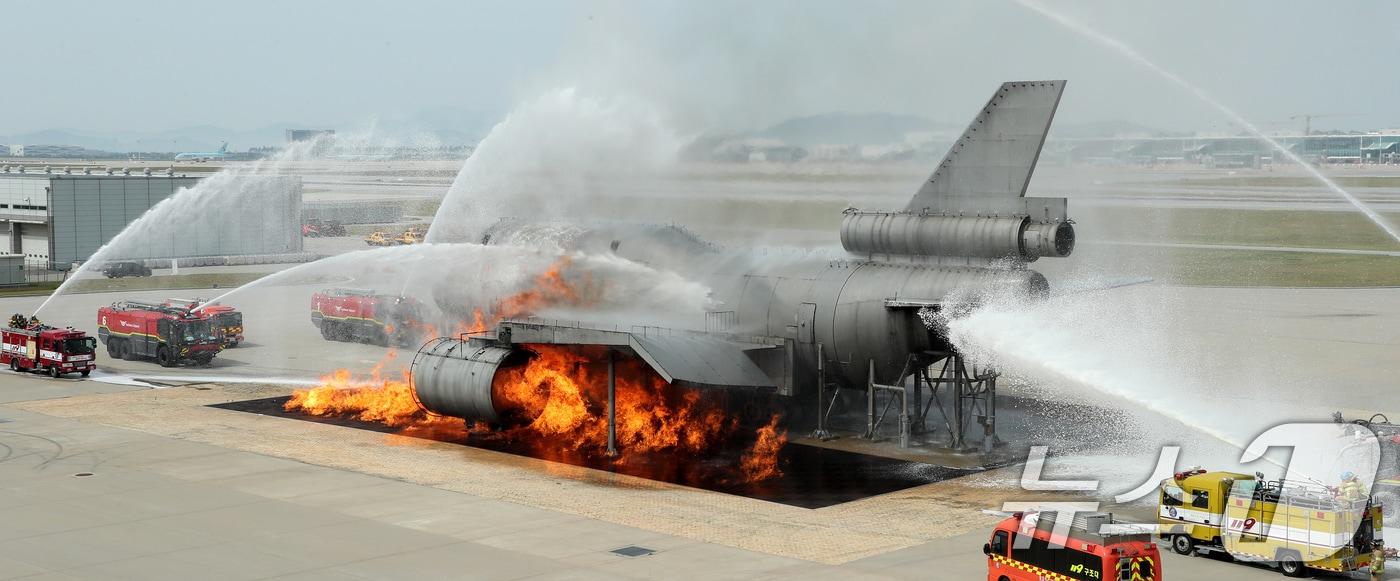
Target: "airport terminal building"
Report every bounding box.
[0,166,302,270]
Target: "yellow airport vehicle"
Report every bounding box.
[394,227,424,245]
[1158,469,1383,577]
[364,231,392,246]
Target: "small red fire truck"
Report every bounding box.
[97,300,224,367]
[985,509,1162,581]
[1,315,97,378]
[310,288,425,347]
[163,299,244,347]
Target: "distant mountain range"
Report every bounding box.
[756,112,1169,146]
[1,107,501,153]
[3,110,1168,155]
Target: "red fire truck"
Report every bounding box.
[163,299,244,347]
[1,316,97,378]
[310,288,425,347]
[985,510,1162,581]
[97,300,224,367]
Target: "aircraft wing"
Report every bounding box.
[498,319,792,392]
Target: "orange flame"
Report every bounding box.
[492,345,732,455]
[452,258,597,337]
[738,415,786,482]
[284,351,458,432]
[288,259,788,481]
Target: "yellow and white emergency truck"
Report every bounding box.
[1157,469,1383,577]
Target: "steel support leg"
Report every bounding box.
[912,368,923,434]
[899,386,909,448]
[952,355,966,450]
[811,342,832,440]
[866,359,876,439]
[606,350,617,457]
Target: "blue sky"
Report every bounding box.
[5,0,1399,136]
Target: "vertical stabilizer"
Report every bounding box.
[906,81,1065,211]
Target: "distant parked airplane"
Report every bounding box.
[174,142,228,162]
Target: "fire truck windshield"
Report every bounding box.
[63,337,96,355]
[218,312,242,327]
[179,320,217,344]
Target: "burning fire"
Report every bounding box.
[491,345,732,454]
[286,258,786,481]
[455,257,598,336]
[284,351,457,432]
[284,345,787,481]
[739,415,786,482]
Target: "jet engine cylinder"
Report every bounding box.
[839,212,1073,261]
[1020,220,1075,259]
[411,339,529,423]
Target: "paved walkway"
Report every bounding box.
[0,374,1331,579]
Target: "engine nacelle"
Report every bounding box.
[840,211,1074,261]
[410,339,531,423]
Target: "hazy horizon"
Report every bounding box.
[5,1,1400,143]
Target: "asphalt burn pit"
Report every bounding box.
[211,396,983,509]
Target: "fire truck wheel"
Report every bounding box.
[1171,534,1195,556]
[997,577,1010,581]
[119,340,136,361]
[9,359,18,372]
[47,366,60,379]
[320,322,336,341]
[106,340,119,358]
[156,347,176,368]
[80,369,90,378]
[1276,550,1305,577]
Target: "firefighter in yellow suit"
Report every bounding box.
[1372,544,1385,581]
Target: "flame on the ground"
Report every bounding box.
[288,258,787,481]
[284,351,457,431]
[491,345,732,455]
[739,415,786,482]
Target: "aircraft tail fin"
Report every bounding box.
[906,80,1065,211]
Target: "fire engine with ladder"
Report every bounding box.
[1,314,97,378]
[97,300,224,367]
[985,509,1161,581]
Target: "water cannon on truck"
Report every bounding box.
[163,298,244,347]
[311,288,427,347]
[97,300,224,367]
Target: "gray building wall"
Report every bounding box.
[47,176,200,267]
[0,255,24,286]
[47,175,302,268]
[0,172,305,270]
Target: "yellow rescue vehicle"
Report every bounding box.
[394,226,424,245]
[364,231,392,246]
[1158,469,1383,577]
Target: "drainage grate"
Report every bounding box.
[610,546,655,558]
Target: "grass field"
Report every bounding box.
[1091,207,1400,252]
[1162,249,1400,287]
[0,273,270,298]
[1165,175,1400,188]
